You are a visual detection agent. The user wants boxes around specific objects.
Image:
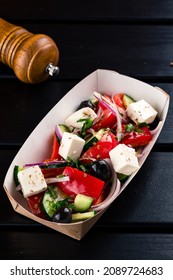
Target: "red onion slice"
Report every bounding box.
[93,91,123,140]
[46,176,70,184]
[24,160,66,168]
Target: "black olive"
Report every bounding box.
[89,160,112,183]
[53,207,72,223]
[77,100,95,110]
[148,116,160,130]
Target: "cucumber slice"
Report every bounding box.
[72,211,95,222]
[42,186,68,219]
[56,124,70,140]
[89,95,98,105]
[117,173,129,182]
[83,129,105,152]
[13,165,23,186]
[74,194,94,212]
[123,94,135,108]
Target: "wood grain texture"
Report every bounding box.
[1,0,173,21]
[0,18,59,83]
[1,230,173,259]
[0,23,173,80]
[0,0,173,259]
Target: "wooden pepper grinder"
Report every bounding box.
[0,18,60,83]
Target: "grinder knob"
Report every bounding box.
[0,18,59,83]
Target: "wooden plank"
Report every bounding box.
[0,80,76,145]
[1,0,173,262]
[1,23,173,79]
[0,229,173,259]
[1,0,173,21]
[0,79,171,145]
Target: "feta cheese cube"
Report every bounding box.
[65,107,97,128]
[59,132,85,160]
[126,99,158,124]
[109,144,139,176]
[17,165,47,198]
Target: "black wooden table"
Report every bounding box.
[1,0,173,260]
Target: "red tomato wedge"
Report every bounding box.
[82,131,119,159]
[26,191,45,216]
[97,95,112,110]
[43,133,61,162]
[50,133,61,160]
[113,93,126,110]
[58,166,105,202]
[41,167,65,178]
[121,126,152,147]
[92,108,117,131]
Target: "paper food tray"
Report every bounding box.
[3,69,170,240]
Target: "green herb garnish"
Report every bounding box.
[77,118,93,136]
[125,123,135,132]
[47,186,57,199]
[56,198,74,210]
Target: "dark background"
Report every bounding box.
[0,0,173,259]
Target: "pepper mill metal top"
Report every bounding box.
[0,18,60,83]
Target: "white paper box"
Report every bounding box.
[3,69,170,240]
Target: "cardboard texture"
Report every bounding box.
[3,69,170,240]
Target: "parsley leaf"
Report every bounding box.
[77,118,93,136]
[125,123,135,132]
[56,198,74,210]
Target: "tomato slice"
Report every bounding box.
[26,191,45,216]
[41,167,65,178]
[96,95,112,110]
[58,166,105,202]
[44,133,61,162]
[82,131,119,159]
[50,133,61,160]
[92,109,117,131]
[121,126,152,147]
[113,93,126,110]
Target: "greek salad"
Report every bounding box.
[13,91,159,223]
